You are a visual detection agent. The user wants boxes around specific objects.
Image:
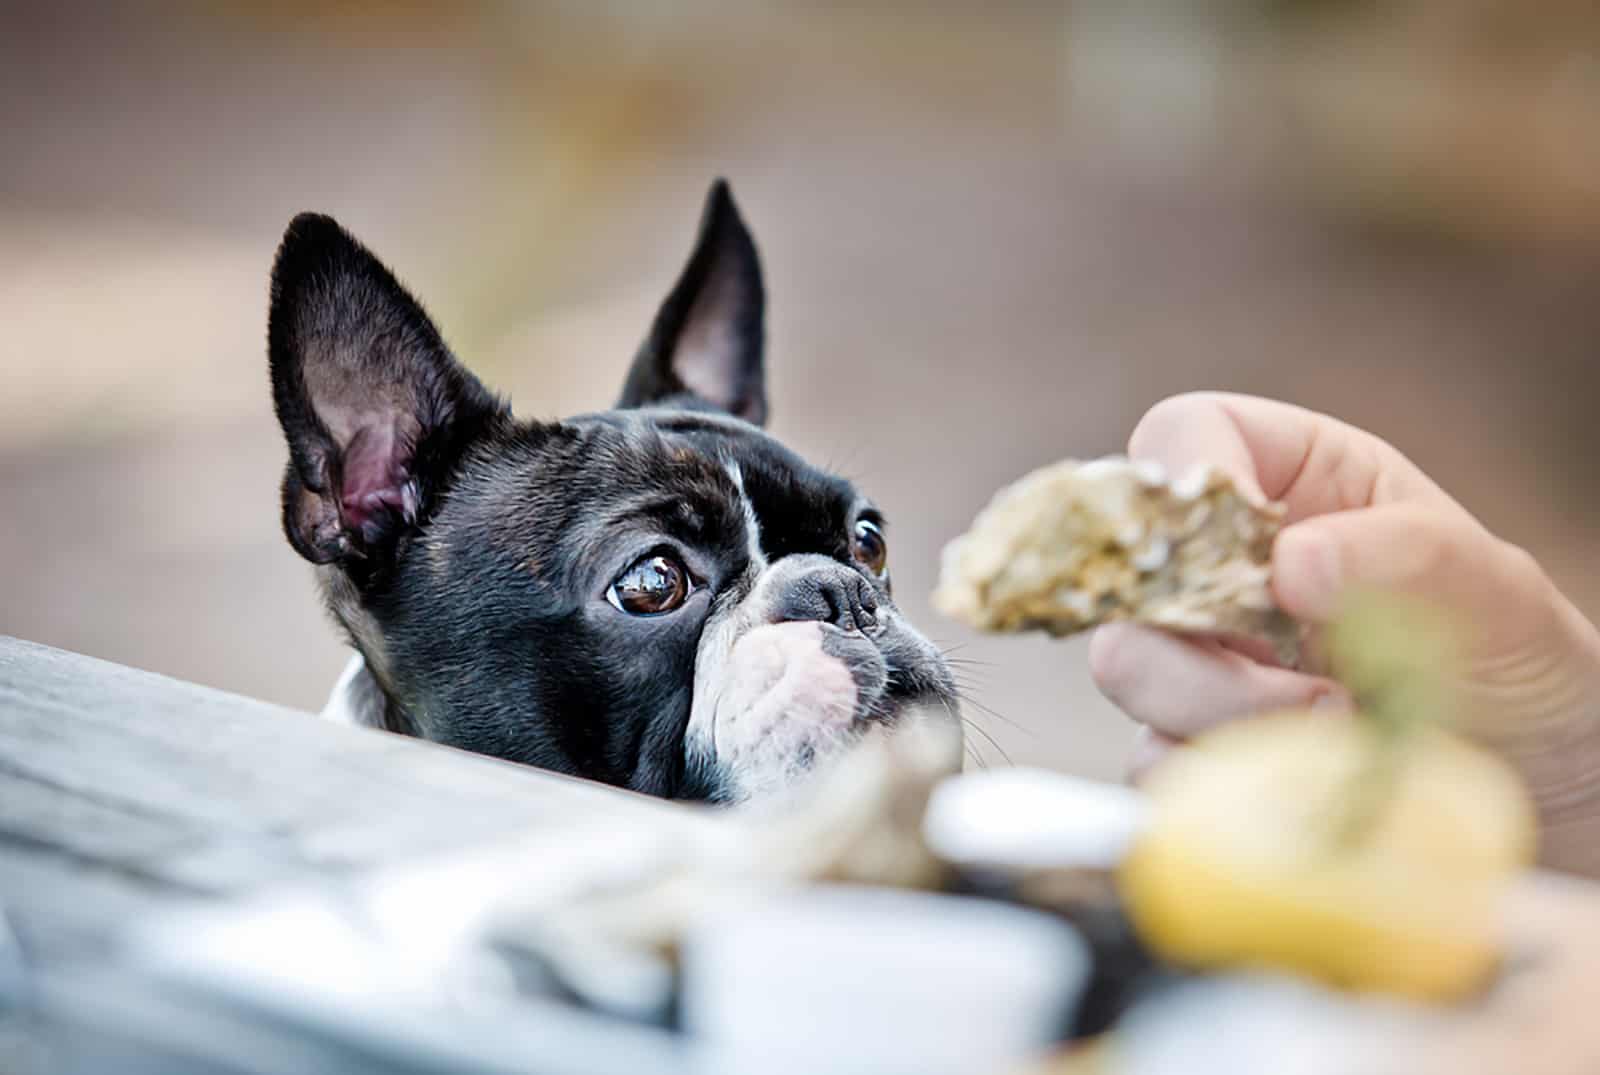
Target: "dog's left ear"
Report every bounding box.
[618,179,767,426]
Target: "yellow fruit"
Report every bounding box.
[1119,711,1538,999]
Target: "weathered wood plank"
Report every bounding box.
[0,636,681,961]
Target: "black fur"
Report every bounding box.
[269,181,951,799]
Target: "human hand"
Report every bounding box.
[1088,393,1600,875]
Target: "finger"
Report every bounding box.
[1272,502,1548,642]
[1127,726,1183,785]
[1215,633,1288,669]
[1126,393,1268,504]
[1128,392,1462,523]
[1089,622,1347,740]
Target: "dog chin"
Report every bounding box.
[692,620,925,803]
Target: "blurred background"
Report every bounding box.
[3,0,1598,781]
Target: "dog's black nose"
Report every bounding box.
[773,562,881,633]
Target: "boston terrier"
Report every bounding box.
[268,180,959,802]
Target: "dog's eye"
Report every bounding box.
[607,554,690,615]
[852,519,888,576]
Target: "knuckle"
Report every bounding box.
[1391,506,1468,585]
[1494,538,1550,596]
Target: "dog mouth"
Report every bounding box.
[724,622,864,734]
[726,620,957,731]
[815,622,957,728]
[690,618,960,802]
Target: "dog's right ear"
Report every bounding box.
[268,214,505,570]
[618,179,767,426]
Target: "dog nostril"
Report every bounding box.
[773,563,885,633]
[851,582,883,634]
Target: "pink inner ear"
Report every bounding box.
[676,252,754,416]
[338,420,416,533]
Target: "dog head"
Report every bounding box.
[268,181,959,801]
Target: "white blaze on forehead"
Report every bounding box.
[723,460,767,570]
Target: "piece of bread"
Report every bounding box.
[934,457,1298,663]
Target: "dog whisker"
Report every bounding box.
[941,655,999,671]
[960,714,1013,766]
[954,690,1034,740]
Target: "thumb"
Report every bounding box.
[1272,502,1546,644]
